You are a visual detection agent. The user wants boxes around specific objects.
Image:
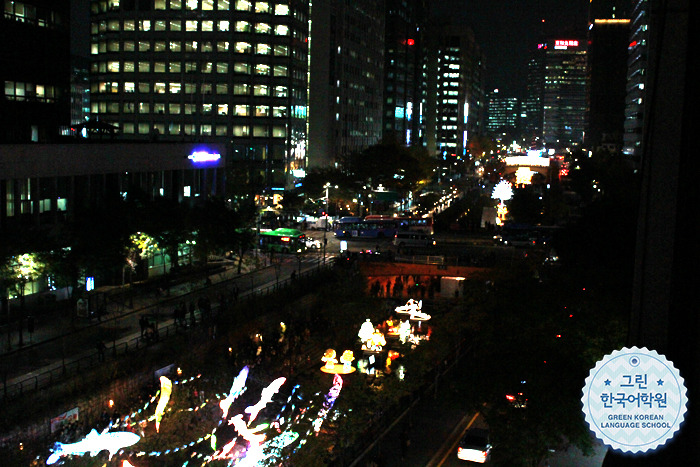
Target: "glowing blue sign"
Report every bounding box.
[188,150,221,164]
[86,277,95,292]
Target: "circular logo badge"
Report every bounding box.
[581,347,687,453]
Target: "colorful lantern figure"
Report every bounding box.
[154,376,172,433]
[395,298,422,315]
[358,319,374,343]
[364,329,386,352]
[322,349,337,370]
[340,350,355,371]
[398,320,411,344]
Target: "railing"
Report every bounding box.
[1,260,332,403]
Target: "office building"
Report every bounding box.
[487,89,520,143]
[307,0,384,169]
[382,0,428,147]
[1,0,71,143]
[522,42,546,148]
[587,0,629,152]
[542,38,587,149]
[431,25,485,161]
[88,0,309,194]
[622,0,649,164]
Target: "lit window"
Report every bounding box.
[233,125,249,136]
[186,0,198,10]
[185,41,198,52]
[272,126,286,137]
[123,123,135,134]
[138,82,149,92]
[234,104,249,116]
[170,0,182,9]
[235,0,251,11]
[138,124,150,135]
[139,20,151,31]
[201,41,213,52]
[254,84,269,96]
[154,62,166,72]
[256,23,271,34]
[274,24,289,35]
[216,125,227,136]
[235,42,252,53]
[107,61,120,72]
[124,82,135,92]
[155,20,166,31]
[155,41,166,52]
[272,106,286,117]
[170,20,182,30]
[170,41,181,52]
[217,41,229,51]
[217,104,228,115]
[139,102,150,113]
[169,82,181,93]
[255,64,270,75]
[139,41,151,52]
[256,44,271,55]
[255,105,269,116]
[202,20,213,31]
[107,40,120,52]
[123,62,135,72]
[202,104,213,114]
[202,62,213,73]
[155,0,167,9]
[218,20,230,31]
[202,0,214,10]
[234,63,251,74]
[169,123,181,134]
[218,0,230,10]
[274,86,287,97]
[154,82,166,93]
[186,20,198,31]
[273,65,287,76]
[124,41,135,51]
[185,83,196,93]
[253,125,269,137]
[108,20,120,31]
[255,2,270,13]
[273,44,288,56]
[234,83,249,95]
[275,3,289,15]
[216,84,227,93]
[216,63,228,73]
[235,21,250,32]
[169,103,181,114]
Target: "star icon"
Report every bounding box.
[657,379,664,386]
[604,379,611,386]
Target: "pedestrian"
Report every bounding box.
[96,340,106,362]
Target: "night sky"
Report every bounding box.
[432,0,591,99]
[70,0,591,100]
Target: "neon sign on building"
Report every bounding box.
[554,39,579,49]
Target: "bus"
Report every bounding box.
[365,214,434,235]
[259,228,307,253]
[333,216,399,239]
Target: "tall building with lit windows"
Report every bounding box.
[432,25,485,161]
[88,0,309,193]
[1,0,71,142]
[541,38,587,149]
[622,0,648,164]
[487,89,519,141]
[382,0,428,147]
[307,0,384,168]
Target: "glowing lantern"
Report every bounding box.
[358,319,374,343]
[154,376,172,433]
[340,350,354,370]
[322,349,337,370]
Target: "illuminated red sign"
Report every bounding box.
[555,39,579,48]
[407,38,414,45]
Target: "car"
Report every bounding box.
[305,237,321,249]
[457,428,491,463]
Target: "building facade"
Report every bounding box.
[432,25,485,162]
[1,0,71,143]
[542,38,587,149]
[622,0,648,164]
[0,142,226,233]
[382,0,427,147]
[522,42,546,149]
[487,89,519,142]
[307,0,385,169]
[88,0,309,194]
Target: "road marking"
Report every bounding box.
[428,411,480,467]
